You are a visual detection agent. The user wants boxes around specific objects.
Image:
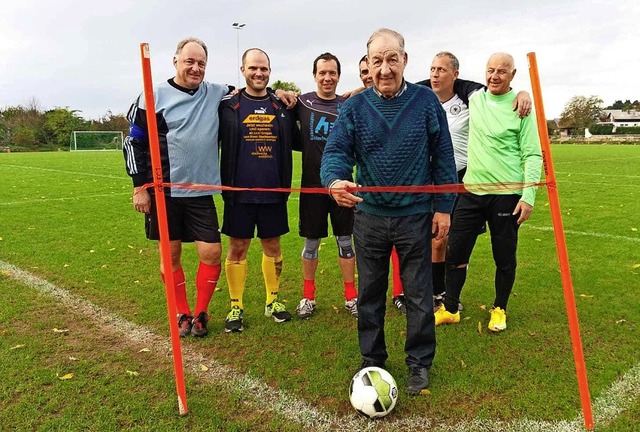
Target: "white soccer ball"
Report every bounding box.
[349,366,398,419]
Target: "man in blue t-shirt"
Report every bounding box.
[123,37,229,339]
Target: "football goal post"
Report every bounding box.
[70,131,124,151]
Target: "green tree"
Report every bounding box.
[558,96,603,133]
[270,80,301,93]
[42,107,88,148]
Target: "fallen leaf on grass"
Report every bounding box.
[332,305,339,313]
[461,359,466,368]
[480,304,487,310]
[477,322,482,334]
[68,356,78,361]
[199,364,209,371]
[138,348,150,353]
[318,242,326,251]
[57,373,74,380]
[632,264,640,269]
[529,332,537,336]
[83,280,95,284]
[63,264,69,268]
[101,264,108,269]
[109,247,116,251]
[579,294,594,298]
[126,370,139,376]
[52,328,69,334]
[463,316,471,321]
[10,344,26,350]
[632,228,638,232]
[616,319,626,324]
[0,237,3,241]
[1,270,11,277]
[420,389,431,396]
[89,250,95,253]
[127,245,134,249]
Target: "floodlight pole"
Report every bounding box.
[232,22,246,87]
[527,52,594,431]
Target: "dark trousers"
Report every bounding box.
[353,210,435,368]
[445,194,521,312]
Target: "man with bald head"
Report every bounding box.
[321,28,457,395]
[437,52,542,332]
[218,48,301,333]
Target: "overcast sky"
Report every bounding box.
[1,0,638,120]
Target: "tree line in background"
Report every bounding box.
[556,97,640,136]
[2,94,639,151]
[0,98,128,151]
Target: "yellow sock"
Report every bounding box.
[262,253,283,305]
[225,259,247,309]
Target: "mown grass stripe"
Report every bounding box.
[2,259,638,432]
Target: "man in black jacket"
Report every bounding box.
[218,48,301,333]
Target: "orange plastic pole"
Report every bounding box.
[139,42,188,416]
[527,52,593,430]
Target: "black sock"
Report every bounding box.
[432,261,445,297]
[444,266,466,313]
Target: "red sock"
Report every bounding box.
[344,281,357,301]
[391,248,404,297]
[303,279,316,300]
[162,267,190,315]
[194,262,221,316]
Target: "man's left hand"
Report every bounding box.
[432,212,450,241]
[513,200,533,224]
[275,89,298,109]
[513,91,532,118]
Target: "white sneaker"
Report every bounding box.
[295,298,316,319]
[344,298,358,317]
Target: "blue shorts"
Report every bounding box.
[145,194,221,243]
[222,202,289,239]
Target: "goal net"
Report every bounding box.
[70,131,124,151]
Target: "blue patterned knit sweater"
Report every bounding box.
[320,82,457,217]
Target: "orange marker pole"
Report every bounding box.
[139,42,188,416]
[527,52,593,430]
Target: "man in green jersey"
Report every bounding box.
[436,52,542,332]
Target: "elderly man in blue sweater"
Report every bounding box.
[320,28,457,395]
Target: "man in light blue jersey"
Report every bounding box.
[123,38,228,338]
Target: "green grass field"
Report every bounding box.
[1,146,639,431]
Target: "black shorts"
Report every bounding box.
[298,193,354,238]
[222,202,289,239]
[145,194,221,243]
[447,193,521,265]
[455,167,486,235]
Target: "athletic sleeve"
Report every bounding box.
[122,95,149,188]
[428,97,457,214]
[320,101,356,187]
[519,113,543,206]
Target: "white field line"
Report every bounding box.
[554,156,640,165]
[1,259,638,432]
[555,171,640,180]
[0,192,130,206]
[524,225,640,243]
[1,164,125,180]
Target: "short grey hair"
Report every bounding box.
[434,51,459,72]
[366,28,405,54]
[175,37,208,59]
